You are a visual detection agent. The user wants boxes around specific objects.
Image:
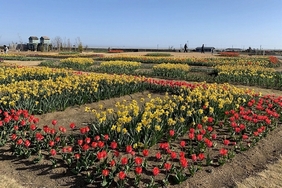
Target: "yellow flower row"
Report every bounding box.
[100,60,141,68]
[98,55,275,66]
[60,57,94,65]
[0,66,71,81]
[0,70,146,107]
[153,63,190,71]
[215,64,275,78]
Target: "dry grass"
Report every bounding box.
[236,156,282,188]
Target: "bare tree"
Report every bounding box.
[84,45,88,51]
[18,33,23,51]
[75,37,83,53]
[67,38,72,51]
[52,36,62,51]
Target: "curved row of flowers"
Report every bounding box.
[0,68,282,187]
[96,55,278,67]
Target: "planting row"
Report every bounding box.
[0,67,147,114]
[39,57,282,90]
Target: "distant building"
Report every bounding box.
[225,48,242,52]
[27,36,39,51]
[39,36,51,51]
[195,47,215,52]
[27,36,51,51]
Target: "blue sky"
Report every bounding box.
[1,0,282,50]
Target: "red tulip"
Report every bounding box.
[11,134,17,141]
[82,144,90,151]
[223,139,230,146]
[110,159,116,167]
[155,152,162,160]
[69,122,76,129]
[49,140,55,147]
[74,153,80,160]
[55,136,60,142]
[169,129,175,137]
[35,132,44,141]
[219,148,228,156]
[135,157,143,166]
[24,140,31,147]
[121,157,128,165]
[14,125,19,131]
[142,149,149,157]
[114,150,119,157]
[85,137,91,144]
[77,139,83,146]
[102,169,110,177]
[180,157,188,168]
[135,166,142,175]
[118,171,126,180]
[191,154,197,162]
[188,133,195,140]
[179,151,185,159]
[197,134,203,141]
[110,141,118,149]
[97,141,105,148]
[50,149,56,156]
[30,124,37,131]
[180,140,186,148]
[197,124,203,129]
[103,134,109,140]
[59,126,66,133]
[94,135,100,141]
[164,163,171,171]
[242,134,248,140]
[126,145,133,154]
[51,120,57,126]
[16,138,23,145]
[152,167,160,176]
[198,153,205,161]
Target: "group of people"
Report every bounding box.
[183,43,214,54]
[2,45,8,54]
[183,43,205,53]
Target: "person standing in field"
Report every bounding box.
[3,45,8,54]
[201,44,205,53]
[184,43,188,52]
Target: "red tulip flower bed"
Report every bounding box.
[1,80,282,187]
[218,52,240,57]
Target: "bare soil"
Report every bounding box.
[1,52,282,188]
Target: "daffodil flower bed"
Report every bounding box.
[96,55,279,67]
[59,57,94,69]
[215,64,282,88]
[152,63,190,79]
[96,61,141,74]
[0,66,71,84]
[0,79,282,187]
[0,54,45,61]
[0,67,147,114]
